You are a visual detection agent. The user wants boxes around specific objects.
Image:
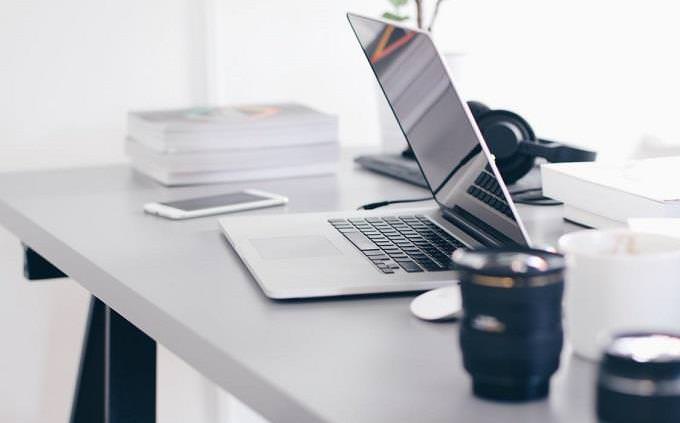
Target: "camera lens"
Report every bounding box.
[452,248,565,401]
[597,333,680,423]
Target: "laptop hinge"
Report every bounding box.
[441,206,514,248]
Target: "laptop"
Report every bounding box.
[219,13,531,299]
[354,152,428,188]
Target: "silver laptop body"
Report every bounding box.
[219,13,531,299]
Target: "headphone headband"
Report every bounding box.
[467,101,596,184]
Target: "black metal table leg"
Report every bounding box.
[71,298,106,423]
[105,304,156,423]
[70,297,157,423]
[21,243,156,422]
[22,245,66,280]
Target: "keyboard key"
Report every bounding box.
[431,251,449,260]
[396,260,423,273]
[366,234,387,240]
[431,256,450,265]
[410,255,428,261]
[414,255,436,264]
[376,245,395,251]
[332,223,353,228]
[389,256,409,262]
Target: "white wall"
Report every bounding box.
[431,0,680,159]
[214,0,680,159]
[211,0,387,145]
[5,0,680,169]
[0,0,207,171]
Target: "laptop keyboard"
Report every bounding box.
[328,215,464,274]
[467,166,514,219]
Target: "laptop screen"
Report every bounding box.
[348,13,528,246]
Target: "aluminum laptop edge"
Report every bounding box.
[219,13,531,299]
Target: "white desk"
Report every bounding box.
[0,153,593,422]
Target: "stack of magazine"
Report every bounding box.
[126,103,339,185]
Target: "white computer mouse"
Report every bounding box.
[410,285,462,322]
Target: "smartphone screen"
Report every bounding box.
[160,192,268,211]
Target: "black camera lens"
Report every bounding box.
[452,248,565,401]
[597,333,680,423]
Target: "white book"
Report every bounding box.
[563,205,625,229]
[128,103,338,152]
[131,123,338,153]
[128,103,337,134]
[130,160,338,186]
[541,157,680,227]
[125,138,339,173]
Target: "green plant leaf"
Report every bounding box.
[388,0,409,7]
[382,11,409,21]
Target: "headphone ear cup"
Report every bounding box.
[466,101,491,122]
[476,110,536,184]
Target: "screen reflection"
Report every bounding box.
[348,14,527,246]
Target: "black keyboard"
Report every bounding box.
[357,155,517,220]
[354,154,428,188]
[328,215,464,274]
[467,166,514,219]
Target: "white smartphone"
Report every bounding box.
[143,189,288,220]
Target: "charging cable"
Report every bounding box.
[357,188,560,211]
[357,196,433,210]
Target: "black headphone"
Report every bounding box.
[465,101,596,184]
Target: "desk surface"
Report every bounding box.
[0,153,594,423]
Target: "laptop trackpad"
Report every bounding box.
[250,236,342,260]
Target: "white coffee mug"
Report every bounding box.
[559,229,680,361]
